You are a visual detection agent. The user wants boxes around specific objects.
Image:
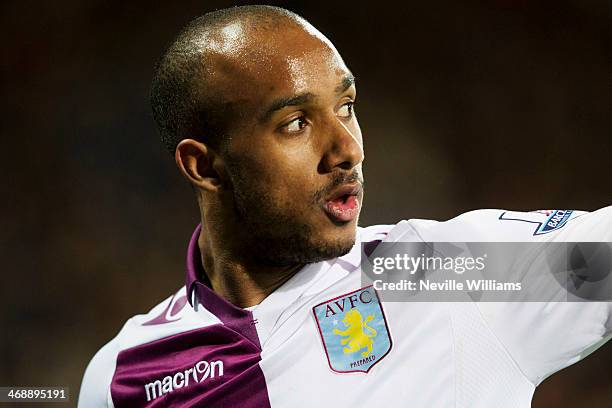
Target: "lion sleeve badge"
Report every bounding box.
[312,286,392,373]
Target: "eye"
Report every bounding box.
[284,116,308,133]
[337,101,354,118]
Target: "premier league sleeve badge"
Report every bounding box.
[312,286,392,373]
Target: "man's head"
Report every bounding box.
[151,5,364,267]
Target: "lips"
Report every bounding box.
[322,183,362,223]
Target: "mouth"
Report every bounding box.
[322,182,362,224]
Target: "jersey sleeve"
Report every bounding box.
[478,206,612,385]
[78,331,121,408]
[408,206,612,385]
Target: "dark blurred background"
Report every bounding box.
[1,0,611,406]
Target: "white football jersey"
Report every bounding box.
[79,207,612,407]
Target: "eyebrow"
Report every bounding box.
[259,74,356,123]
[336,74,355,94]
[260,93,316,123]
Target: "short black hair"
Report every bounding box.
[150,5,303,154]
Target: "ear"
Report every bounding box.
[175,139,225,192]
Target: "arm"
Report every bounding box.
[477,206,612,385]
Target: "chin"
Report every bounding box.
[322,214,359,237]
[314,222,358,254]
[244,212,360,266]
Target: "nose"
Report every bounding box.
[319,115,364,173]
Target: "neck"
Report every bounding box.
[198,224,304,308]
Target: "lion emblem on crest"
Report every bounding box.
[333,308,377,357]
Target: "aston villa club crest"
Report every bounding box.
[313,286,392,373]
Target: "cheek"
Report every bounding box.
[229,133,322,202]
[279,149,322,192]
[273,168,319,204]
[261,166,321,213]
[259,140,320,183]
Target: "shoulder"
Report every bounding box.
[78,286,204,407]
[358,209,511,242]
[369,208,606,241]
[78,329,121,407]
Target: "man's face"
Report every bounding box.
[211,23,364,266]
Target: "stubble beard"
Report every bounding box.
[227,169,357,267]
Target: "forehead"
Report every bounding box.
[206,23,351,110]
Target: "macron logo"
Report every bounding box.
[144,359,224,402]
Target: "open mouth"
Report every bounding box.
[322,184,361,223]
